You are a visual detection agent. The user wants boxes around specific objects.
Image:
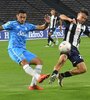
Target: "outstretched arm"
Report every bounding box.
[36,14,50,30]
[60,14,76,24]
[36,23,49,30]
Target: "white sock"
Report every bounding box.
[55,35,58,45]
[49,41,52,45]
[35,65,42,73]
[23,64,40,80]
[30,65,42,86]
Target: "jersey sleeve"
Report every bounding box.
[28,23,37,31]
[83,26,90,37]
[2,21,13,30]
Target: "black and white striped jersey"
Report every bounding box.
[49,15,59,28]
[63,20,90,48]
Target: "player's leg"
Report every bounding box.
[29,57,43,90]
[8,48,41,81]
[69,62,87,75]
[58,62,87,87]
[53,30,59,45]
[22,50,50,90]
[50,28,56,46]
[55,35,59,45]
[49,33,56,46]
[47,34,51,46]
[8,48,49,90]
[59,62,87,77]
[45,33,51,47]
[20,59,42,90]
[49,54,67,84]
[58,47,87,86]
[46,29,55,47]
[20,59,40,80]
[45,29,51,47]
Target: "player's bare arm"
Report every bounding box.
[59,19,62,31]
[60,14,76,23]
[36,15,50,30]
[36,23,49,30]
[0,26,4,31]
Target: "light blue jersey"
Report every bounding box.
[2,21,37,64]
[2,20,36,49]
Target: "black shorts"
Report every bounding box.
[48,28,55,34]
[61,46,84,67]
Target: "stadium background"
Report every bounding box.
[0,0,90,40]
[0,1,90,100]
[0,0,90,25]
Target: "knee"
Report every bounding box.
[58,54,67,66]
[38,59,43,65]
[77,62,87,74]
[60,54,67,63]
[36,58,43,65]
[78,66,87,74]
[81,67,87,73]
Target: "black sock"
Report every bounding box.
[52,70,58,75]
[61,71,72,77]
[50,37,54,43]
[48,36,51,44]
[48,35,55,43]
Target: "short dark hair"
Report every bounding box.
[50,8,56,11]
[80,8,89,16]
[17,10,27,14]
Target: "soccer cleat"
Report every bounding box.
[34,85,43,90]
[58,73,64,87]
[45,44,50,47]
[38,74,50,83]
[51,44,54,47]
[28,85,36,90]
[49,74,57,84]
[28,85,43,90]
[51,42,55,47]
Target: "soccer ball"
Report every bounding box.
[59,41,71,53]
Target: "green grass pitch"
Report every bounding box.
[0,37,90,100]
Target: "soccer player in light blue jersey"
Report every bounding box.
[0,10,50,90]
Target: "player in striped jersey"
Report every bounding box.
[49,8,90,86]
[45,9,61,47]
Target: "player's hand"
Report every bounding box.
[44,14,50,23]
[68,18,76,24]
[72,18,76,24]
